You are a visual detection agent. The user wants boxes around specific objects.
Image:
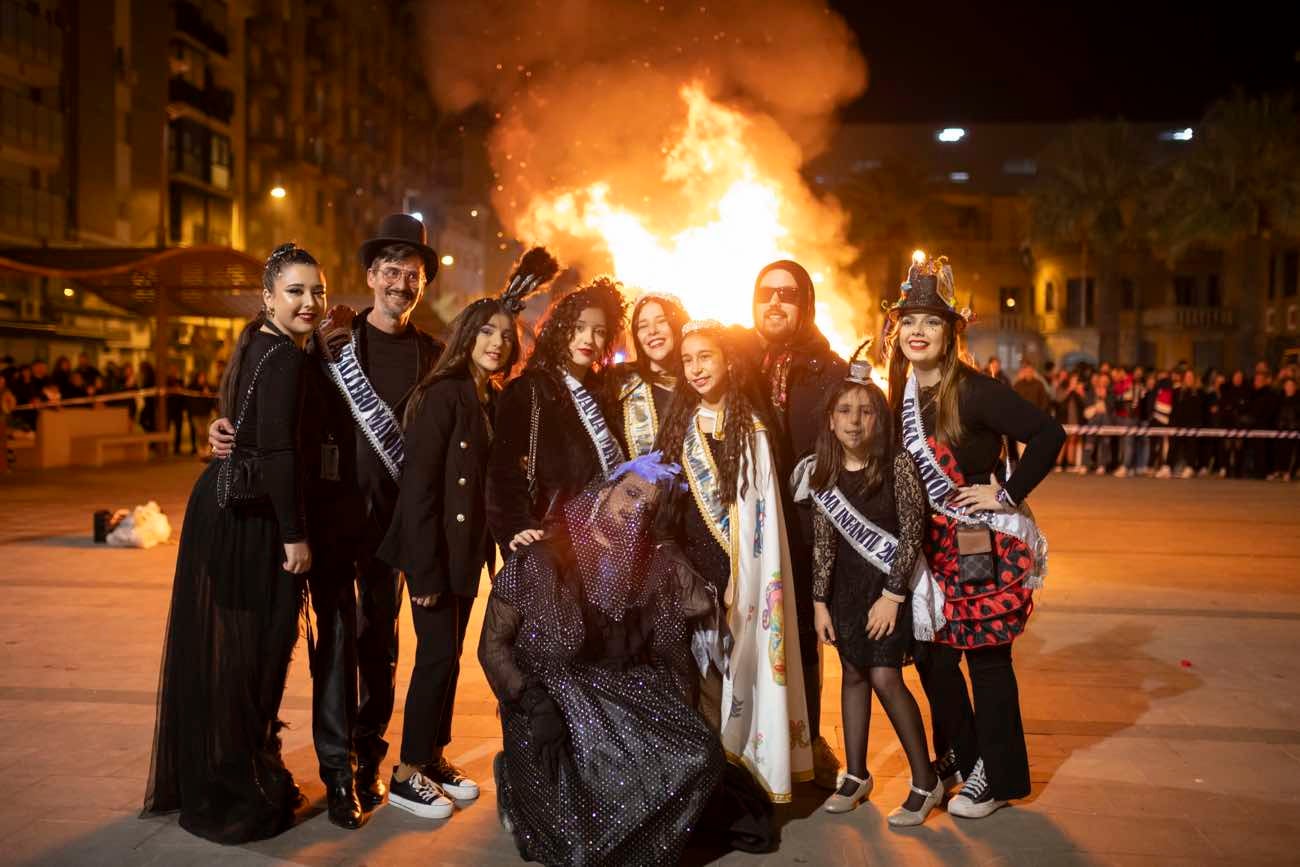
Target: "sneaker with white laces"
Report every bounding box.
[947,758,1007,819]
[425,756,479,801]
[812,735,842,791]
[388,769,453,819]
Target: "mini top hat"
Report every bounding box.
[883,253,971,328]
[358,213,440,280]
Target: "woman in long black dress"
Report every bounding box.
[142,244,326,843]
[486,276,628,554]
[479,453,724,866]
[376,249,556,818]
[885,253,1064,820]
[610,292,689,456]
[793,364,940,825]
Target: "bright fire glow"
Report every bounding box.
[513,84,863,358]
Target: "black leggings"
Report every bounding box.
[839,661,932,788]
[916,642,1031,801]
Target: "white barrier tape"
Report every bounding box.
[1062,424,1300,439]
[9,386,215,412]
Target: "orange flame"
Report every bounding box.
[512,84,864,358]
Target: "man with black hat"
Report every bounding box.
[209,214,445,825]
[746,259,848,790]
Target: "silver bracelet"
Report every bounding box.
[996,486,1017,509]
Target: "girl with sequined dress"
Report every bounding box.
[478,453,725,866]
[142,245,325,843]
[654,320,814,804]
[791,357,943,825]
[884,254,1065,819]
[486,278,628,556]
[609,292,689,456]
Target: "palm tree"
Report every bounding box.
[1028,121,1158,361]
[1153,92,1300,364]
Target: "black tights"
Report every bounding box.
[841,662,935,801]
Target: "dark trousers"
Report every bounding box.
[355,554,404,769]
[400,592,475,765]
[916,642,1031,801]
[307,558,359,785]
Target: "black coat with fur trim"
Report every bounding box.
[486,367,616,553]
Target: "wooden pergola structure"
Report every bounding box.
[0,245,265,429]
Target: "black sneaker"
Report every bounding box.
[388,769,453,819]
[425,755,479,801]
[934,749,963,790]
[947,758,1007,819]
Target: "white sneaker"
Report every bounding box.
[1155,466,1172,479]
[947,759,1008,819]
[1179,466,1195,479]
[1112,466,1129,478]
[812,735,842,791]
[388,770,453,819]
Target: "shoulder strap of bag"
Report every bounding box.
[232,341,288,436]
[526,381,540,503]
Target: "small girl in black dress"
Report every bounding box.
[796,360,942,825]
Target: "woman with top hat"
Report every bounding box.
[883,254,1064,819]
[486,275,628,555]
[609,291,690,457]
[654,320,813,805]
[376,248,557,820]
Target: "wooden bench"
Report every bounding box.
[70,432,172,467]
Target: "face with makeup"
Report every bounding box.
[897,312,949,367]
[681,331,728,405]
[263,263,327,339]
[567,306,609,373]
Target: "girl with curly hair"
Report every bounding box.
[486,275,629,554]
[653,321,812,804]
[609,291,691,456]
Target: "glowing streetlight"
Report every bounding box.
[440,254,455,267]
[269,186,286,199]
[63,287,75,297]
[470,209,479,218]
[936,127,966,143]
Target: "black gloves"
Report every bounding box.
[520,686,567,782]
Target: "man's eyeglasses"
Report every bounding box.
[755,286,801,305]
[373,265,425,287]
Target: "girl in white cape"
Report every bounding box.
[654,320,813,803]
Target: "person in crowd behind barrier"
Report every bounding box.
[1115,369,1149,477]
[1247,368,1279,479]
[1055,372,1085,473]
[1199,369,1225,476]
[1218,370,1249,478]
[185,370,216,457]
[1149,370,1175,477]
[1012,360,1050,413]
[1083,372,1114,474]
[1273,377,1299,482]
[1169,369,1205,479]
[52,355,73,397]
[986,356,1010,387]
[139,361,158,432]
[76,352,102,392]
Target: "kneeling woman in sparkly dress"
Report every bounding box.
[479,453,724,866]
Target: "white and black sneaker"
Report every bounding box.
[425,756,479,801]
[388,769,454,819]
[947,758,1007,819]
[934,749,963,791]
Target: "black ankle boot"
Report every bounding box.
[356,762,387,810]
[326,781,366,829]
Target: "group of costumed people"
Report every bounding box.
[140,211,1065,864]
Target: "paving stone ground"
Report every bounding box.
[1,459,1298,865]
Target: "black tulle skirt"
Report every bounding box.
[141,462,304,844]
[499,659,724,867]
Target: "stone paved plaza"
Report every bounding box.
[1,460,1298,865]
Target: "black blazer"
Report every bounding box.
[377,373,495,598]
[486,367,610,551]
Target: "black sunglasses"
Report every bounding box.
[755,285,801,305]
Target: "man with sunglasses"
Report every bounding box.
[751,259,848,791]
[207,214,445,827]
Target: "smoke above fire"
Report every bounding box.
[417,0,870,353]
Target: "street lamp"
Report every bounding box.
[269,185,286,199]
[440,254,455,267]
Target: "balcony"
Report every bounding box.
[169,77,235,125]
[991,313,1043,333]
[174,0,228,56]
[1124,306,1236,331]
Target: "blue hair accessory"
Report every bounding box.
[611,450,686,489]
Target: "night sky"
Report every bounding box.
[832,1,1299,123]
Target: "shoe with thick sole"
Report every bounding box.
[388,770,453,819]
[425,755,479,801]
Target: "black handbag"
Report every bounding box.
[217,342,288,509]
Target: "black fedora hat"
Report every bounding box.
[358,213,440,281]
